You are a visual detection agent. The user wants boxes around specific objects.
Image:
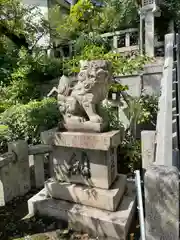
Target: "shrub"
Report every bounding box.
[102,94,158,174]
[64,45,151,76]
[0,98,61,145]
[118,133,141,174]
[0,125,10,153]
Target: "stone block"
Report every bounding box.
[33,154,45,189]
[63,121,108,133]
[8,140,31,196]
[41,128,57,145]
[0,142,31,205]
[52,145,117,189]
[115,75,142,97]
[41,130,122,151]
[144,165,179,240]
[28,144,52,155]
[145,10,154,57]
[141,131,156,172]
[0,162,19,205]
[45,174,126,211]
[28,182,136,240]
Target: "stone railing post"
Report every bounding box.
[33,154,45,189]
[28,144,53,189]
[113,35,118,49]
[0,152,16,206]
[145,10,154,57]
[125,32,130,47]
[8,140,31,196]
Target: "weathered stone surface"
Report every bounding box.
[28,182,136,240]
[144,165,179,240]
[52,145,118,189]
[33,154,45,189]
[141,131,156,172]
[41,128,57,145]
[47,60,112,132]
[0,140,31,205]
[53,130,121,151]
[8,140,31,196]
[0,152,15,168]
[145,10,154,57]
[45,174,126,211]
[0,163,19,205]
[41,129,122,151]
[28,144,52,155]
[62,121,108,133]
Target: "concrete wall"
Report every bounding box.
[115,61,163,97]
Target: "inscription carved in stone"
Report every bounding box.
[66,151,91,179]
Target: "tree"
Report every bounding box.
[0,0,49,52]
[99,0,139,32]
[49,0,139,54]
[160,0,180,29]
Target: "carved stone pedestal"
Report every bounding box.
[28,129,136,239]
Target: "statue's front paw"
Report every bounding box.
[90,115,103,123]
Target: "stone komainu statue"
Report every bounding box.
[48,60,112,132]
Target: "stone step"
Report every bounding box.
[45,174,127,211]
[28,182,136,240]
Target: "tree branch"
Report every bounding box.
[0,22,32,53]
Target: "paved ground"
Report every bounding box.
[0,189,140,240]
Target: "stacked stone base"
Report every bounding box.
[28,130,136,239]
[28,181,136,240]
[45,174,126,211]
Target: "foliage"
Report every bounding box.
[102,93,158,174]
[0,125,10,153]
[0,0,49,50]
[138,94,158,125]
[109,83,129,92]
[63,45,151,76]
[49,0,101,44]
[99,0,139,32]
[0,47,63,106]
[160,0,180,28]
[118,133,141,174]
[0,0,63,93]
[73,32,111,54]
[50,0,139,45]
[0,98,61,145]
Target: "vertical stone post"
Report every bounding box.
[144,165,179,239]
[33,154,45,189]
[113,35,118,49]
[0,152,19,205]
[141,131,156,172]
[48,152,55,177]
[125,32,130,47]
[8,140,31,196]
[145,10,154,57]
